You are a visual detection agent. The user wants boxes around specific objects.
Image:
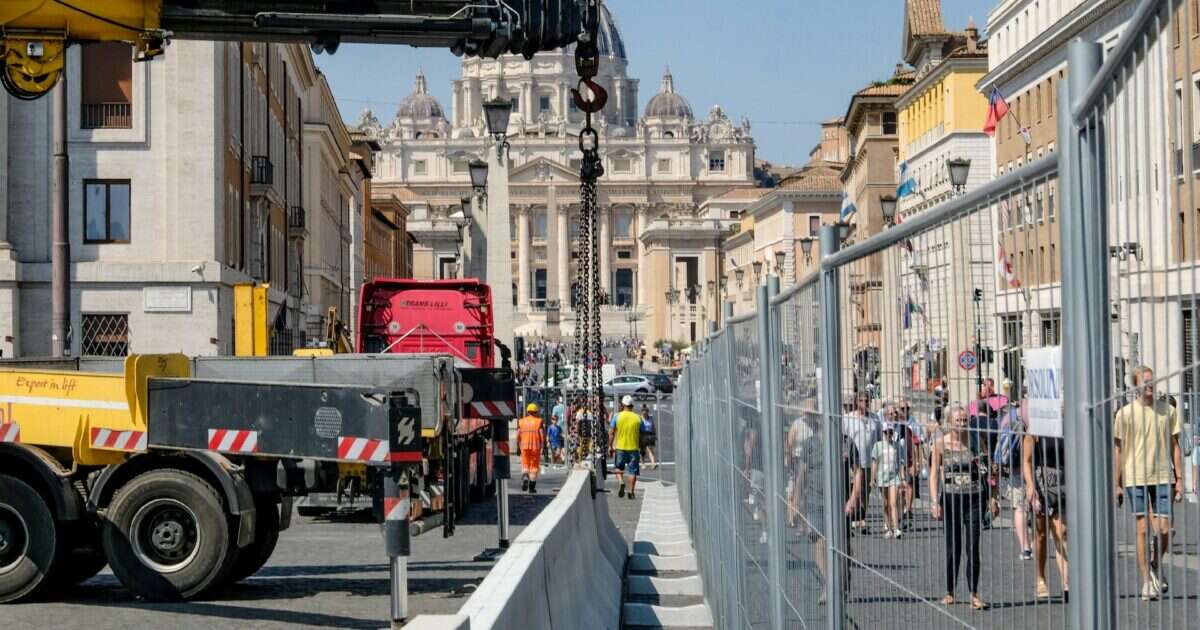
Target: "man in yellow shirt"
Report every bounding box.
[609,395,644,499]
[1114,366,1184,601]
[518,403,545,494]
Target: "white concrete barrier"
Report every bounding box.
[411,470,627,630]
[403,614,471,629]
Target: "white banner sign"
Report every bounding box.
[1026,346,1063,437]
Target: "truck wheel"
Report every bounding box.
[228,496,279,582]
[0,475,57,603]
[102,470,234,601]
[50,521,108,587]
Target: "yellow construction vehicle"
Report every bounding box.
[1,0,587,99]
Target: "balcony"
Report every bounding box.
[81,102,132,129]
[251,156,274,185]
[288,206,307,239]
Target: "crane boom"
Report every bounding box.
[1,0,587,99]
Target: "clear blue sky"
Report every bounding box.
[316,0,995,166]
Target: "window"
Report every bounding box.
[1040,311,1061,345]
[84,180,131,243]
[438,257,457,279]
[708,150,726,172]
[413,160,427,175]
[612,157,632,173]
[614,209,634,237]
[1185,305,1198,394]
[532,209,548,239]
[617,250,633,260]
[452,159,469,174]
[809,216,820,236]
[663,131,675,139]
[510,97,520,113]
[81,313,129,357]
[657,158,672,174]
[81,43,133,129]
[882,111,898,135]
[539,95,552,112]
[1001,315,1024,394]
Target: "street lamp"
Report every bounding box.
[833,221,852,244]
[946,157,971,195]
[459,196,474,227]
[752,260,763,282]
[879,194,898,227]
[706,279,716,296]
[468,159,489,194]
[774,249,786,274]
[483,98,513,159]
[735,268,746,290]
[799,237,815,262]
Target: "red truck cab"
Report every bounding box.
[357,278,495,368]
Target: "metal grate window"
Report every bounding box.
[81,313,129,357]
[1186,306,1197,394]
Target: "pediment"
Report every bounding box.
[508,157,581,184]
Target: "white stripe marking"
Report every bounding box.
[116,431,136,450]
[93,429,112,447]
[369,440,389,462]
[496,401,513,415]
[218,431,238,452]
[242,432,258,453]
[345,438,367,460]
[135,432,148,451]
[0,395,129,410]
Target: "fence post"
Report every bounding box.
[818,225,846,630]
[1060,38,1116,630]
[723,304,743,625]
[757,276,786,629]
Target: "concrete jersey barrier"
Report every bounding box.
[413,470,627,630]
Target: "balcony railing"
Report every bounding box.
[251,155,273,185]
[81,102,132,129]
[288,206,306,237]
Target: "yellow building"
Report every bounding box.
[880,0,996,404]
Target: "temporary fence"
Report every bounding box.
[674,1,1200,628]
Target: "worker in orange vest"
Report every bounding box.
[518,402,546,494]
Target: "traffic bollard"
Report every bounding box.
[382,470,410,627]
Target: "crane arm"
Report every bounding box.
[1,0,587,99]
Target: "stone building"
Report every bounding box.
[0,41,366,357]
[365,6,758,344]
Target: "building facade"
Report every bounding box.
[365,6,758,344]
[1,41,365,357]
[883,0,996,403]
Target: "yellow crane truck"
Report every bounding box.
[0,351,514,625]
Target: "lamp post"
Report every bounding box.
[946,157,971,197]
[773,249,787,276]
[752,259,764,284]
[735,267,746,290]
[799,237,815,263]
[481,98,515,347]
[879,194,898,227]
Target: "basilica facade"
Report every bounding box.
[360,7,758,343]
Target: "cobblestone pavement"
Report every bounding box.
[3,462,574,629]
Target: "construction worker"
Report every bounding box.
[518,402,545,493]
[609,395,644,500]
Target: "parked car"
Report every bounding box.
[645,373,674,393]
[604,375,656,395]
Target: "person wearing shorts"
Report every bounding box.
[517,403,545,493]
[609,395,643,499]
[1114,366,1184,601]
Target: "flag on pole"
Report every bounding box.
[840,192,857,220]
[896,162,918,199]
[983,86,1011,137]
[996,244,1021,288]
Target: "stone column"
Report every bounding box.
[557,203,571,307]
[523,82,534,125]
[636,205,649,306]
[561,84,571,123]
[517,206,530,308]
[600,207,612,294]
[451,81,461,127]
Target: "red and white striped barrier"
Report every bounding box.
[90,428,147,451]
[337,436,390,462]
[207,429,260,454]
[466,400,514,418]
[0,422,19,443]
[383,497,410,522]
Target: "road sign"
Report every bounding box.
[958,350,978,372]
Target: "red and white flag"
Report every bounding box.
[996,244,1021,289]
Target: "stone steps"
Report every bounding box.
[621,482,713,629]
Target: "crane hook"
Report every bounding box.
[571,78,608,115]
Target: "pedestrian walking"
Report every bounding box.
[547,415,565,467]
[843,392,879,534]
[995,393,1033,561]
[930,405,998,610]
[639,403,658,470]
[609,395,643,499]
[897,399,925,528]
[1022,414,1068,602]
[871,422,906,538]
[1114,366,1184,601]
[518,403,545,493]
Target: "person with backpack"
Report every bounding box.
[639,403,658,470]
[1023,397,1068,602]
[994,394,1033,561]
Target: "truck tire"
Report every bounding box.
[0,475,57,603]
[102,470,235,601]
[50,521,108,587]
[228,496,279,582]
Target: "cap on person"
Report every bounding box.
[526,403,539,413]
[882,422,894,433]
[621,395,634,407]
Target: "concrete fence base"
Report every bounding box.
[409,470,627,630]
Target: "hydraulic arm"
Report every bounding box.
[1,0,587,98]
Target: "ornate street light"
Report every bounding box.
[879,194,898,226]
[459,196,474,227]
[468,159,489,193]
[774,249,786,273]
[735,268,746,289]
[946,157,971,195]
[799,237,815,262]
[752,259,764,282]
[483,98,513,142]
[706,279,716,296]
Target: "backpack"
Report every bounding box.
[993,408,1023,471]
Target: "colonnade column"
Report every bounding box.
[636,205,648,307]
[517,206,530,309]
[600,208,612,295]
[556,198,570,307]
